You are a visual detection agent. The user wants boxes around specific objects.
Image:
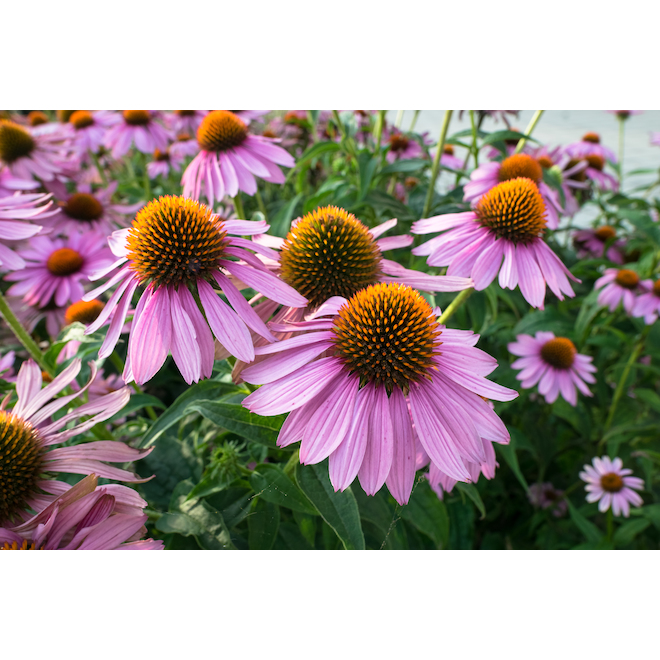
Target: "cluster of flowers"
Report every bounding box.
[0,109,653,551]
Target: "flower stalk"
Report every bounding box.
[422,109,453,219]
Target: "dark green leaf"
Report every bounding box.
[377,158,429,176]
[399,479,450,548]
[613,518,650,547]
[455,482,486,520]
[250,464,317,514]
[248,499,280,550]
[357,152,378,201]
[567,500,603,543]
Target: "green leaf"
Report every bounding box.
[270,192,303,237]
[377,158,428,176]
[357,152,378,201]
[633,388,660,414]
[399,479,450,548]
[481,130,538,146]
[567,500,603,543]
[107,393,165,422]
[295,461,365,550]
[612,518,650,547]
[248,499,280,550]
[287,141,342,175]
[455,482,486,520]
[361,190,415,221]
[187,400,285,448]
[496,440,529,491]
[250,464,317,514]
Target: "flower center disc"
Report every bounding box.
[0,411,44,525]
[126,195,230,288]
[566,159,587,183]
[196,111,248,152]
[46,248,84,276]
[586,155,605,171]
[497,154,543,184]
[279,205,383,308]
[615,269,639,289]
[443,144,454,155]
[389,134,410,152]
[123,110,151,126]
[176,110,196,117]
[540,337,576,369]
[332,282,442,393]
[0,120,35,164]
[582,132,601,144]
[63,193,104,222]
[595,225,616,242]
[65,299,105,325]
[28,111,49,127]
[537,155,554,169]
[600,472,624,492]
[153,148,170,162]
[653,280,660,298]
[475,178,547,244]
[57,110,76,123]
[70,110,94,130]
[1,539,40,550]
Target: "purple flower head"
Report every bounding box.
[594,268,643,314]
[565,132,617,163]
[580,456,643,517]
[572,225,624,264]
[632,278,660,324]
[528,482,567,517]
[104,111,171,159]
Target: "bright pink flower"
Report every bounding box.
[528,482,567,517]
[565,132,617,163]
[0,166,40,197]
[594,268,643,314]
[0,358,150,527]
[165,110,208,136]
[182,111,294,206]
[0,474,162,550]
[103,111,171,159]
[582,154,618,192]
[67,110,121,155]
[632,279,660,324]
[508,332,596,406]
[146,147,184,180]
[412,178,579,309]
[382,126,429,163]
[572,226,624,264]
[580,456,643,517]
[434,144,463,171]
[242,282,517,505]
[5,230,114,308]
[83,195,306,386]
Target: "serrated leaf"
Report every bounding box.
[250,464,317,514]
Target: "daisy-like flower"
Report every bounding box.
[632,278,660,324]
[412,178,579,309]
[0,474,162,550]
[83,195,306,386]
[382,126,428,163]
[527,482,567,517]
[572,225,624,263]
[166,110,208,136]
[0,192,59,271]
[146,148,184,180]
[26,111,50,127]
[182,110,295,206]
[0,119,72,183]
[103,111,171,159]
[463,153,563,229]
[241,282,517,505]
[4,230,114,308]
[437,143,463,170]
[0,358,150,527]
[169,132,200,158]
[580,456,643,517]
[581,154,618,192]
[67,110,120,155]
[0,166,41,197]
[606,110,643,120]
[595,268,642,314]
[508,332,596,406]
[565,132,617,163]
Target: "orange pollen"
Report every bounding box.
[57,110,76,123]
[262,129,277,138]
[332,282,442,393]
[177,133,192,142]
[600,472,624,492]
[653,280,660,298]
[0,120,35,164]
[126,195,230,288]
[586,154,605,171]
[279,205,382,309]
[1,539,41,550]
[154,148,170,162]
[28,111,49,127]
[69,110,94,130]
[41,371,53,383]
[615,269,639,289]
[443,144,454,155]
[123,110,151,126]
[540,337,576,370]
[594,226,616,242]
[196,111,248,152]
[475,178,547,244]
[62,193,104,222]
[65,299,105,325]
[582,132,600,144]
[46,248,84,276]
[497,154,543,184]
[389,134,409,152]
[537,155,554,169]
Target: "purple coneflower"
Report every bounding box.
[83,195,306,386]
[166,110,208,136]
[580,456,643,517]
[4,230,113,308]
[0,166,40,197]
[594,268,642,314]
[0,358,150,527]
[463,153,563,229]
[527,482,567,517]
[565,132,617,163]
[572,225,624,264]
[508,332,596,406]
[382,126,428,163]
[412,178,579,309]
[0,474,162,550]
[632,279,660,324]
[146,147,184,180]
[437,143,463,170]
[182,110,294,206]
[582,154,618,192]
[104,111,171,159]
[241,282,517,505]
[67,110,120,155]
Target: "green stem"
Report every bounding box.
[283,449,300,478]
[618,116,625,188]
[141,152,152,201]
[470,110,479,168]
[233,192,246,220]
[306,111,317,143]
[394,109,404,129]
[409,110,420,132]
[89,150,108,186]
[332,110,347,141]
[422,110,453,219]
[255,188,268,221]
[437,287,473,325]
[514,110,544,154]
[606,508,614,542]
[374,110,386,157]
[0,290,54,376]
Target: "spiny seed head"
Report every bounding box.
[497,154,543,184]
[65,299,105,325]
[586,154,605,171]
[582,132,600,144]
[46,248,84,276]
[28,111,49,127]
[126,195,230,288]
[595,225,616,242]
[62,193,104,222]
[197,111,248,152]
[153,148,169,162]
[475,178,547,244]
[57,110,76,123]
[69,110,94,130]
[332,282,442,393]
[389,133,410,152]
[653,280,660,298]
[0,411,45,525]
[123,110,151,126]
[443,144,454,155]
[279,206,383,308]
[540,337,576,370]
[0,120,35,164]
[537,155,554,169]
[600,472,624,492]
[615,269,639,289]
